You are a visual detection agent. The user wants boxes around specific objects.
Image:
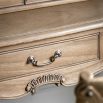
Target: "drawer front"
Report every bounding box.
[0,33,99,81]
[0,59,102,99]
[0,0,23,9]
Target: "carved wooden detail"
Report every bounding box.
[0,0,103,99]
[25,74,64,95]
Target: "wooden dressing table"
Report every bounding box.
[0,0,103,99]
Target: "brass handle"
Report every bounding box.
[27,50,62,67]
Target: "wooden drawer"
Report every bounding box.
[0,33,99,81]
[0,0,23,9]
[0,0,103,99]
[0,31,102,99]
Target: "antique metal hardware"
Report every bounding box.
[25,74,65,95]
[75,72,103,103]
[26,50,62,67]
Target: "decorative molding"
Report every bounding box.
[0,33,99,82]
[25,74,64,95]
[0,33,98,55]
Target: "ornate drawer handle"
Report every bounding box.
[27,50,62,67]
[25,74,65,95]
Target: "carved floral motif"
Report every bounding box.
[25,74,63,95]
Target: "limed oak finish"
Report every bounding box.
[0,0,103,99]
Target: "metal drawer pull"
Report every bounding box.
[27,50,62,67]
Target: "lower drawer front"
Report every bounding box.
[0,33,98,80]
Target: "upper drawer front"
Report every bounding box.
[0,33,99,81]
[0,0,23,9]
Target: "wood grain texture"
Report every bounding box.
[0,0,87,14]
[0,33,99,80]
[0,0,103,48]
[0,29,103,99]
[0,29,101,52]
[0,0,103,99]
[0,60,103,99]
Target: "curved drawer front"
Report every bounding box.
[0,33,99,81]
[0,60,103,99]
[0,0,86,9]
